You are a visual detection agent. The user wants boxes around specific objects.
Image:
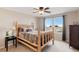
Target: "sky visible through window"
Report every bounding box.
[45,16,63,27]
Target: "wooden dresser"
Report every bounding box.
[69,25,79,49]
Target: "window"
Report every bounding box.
[45,16,64,41]
[54,16,63,27]
[45,16,63,30]
[45,18,53,27]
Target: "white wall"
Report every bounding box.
[65,11,79,42]
[36,17,44,31]
[0,8,36,49]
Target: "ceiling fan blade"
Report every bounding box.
[33,8,38,10]
[45,7,49,10]
[33,10,39,13]
[45,11,51,13]
[33,12,37,13]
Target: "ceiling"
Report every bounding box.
[2,7,79,17]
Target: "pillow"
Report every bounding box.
[23,27,32,32]
[18,27,32,32]
[26,29,32,32]
[18,27,24,32]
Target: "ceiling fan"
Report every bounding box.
[33,7,51,15]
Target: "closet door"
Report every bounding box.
[70,25,79,49]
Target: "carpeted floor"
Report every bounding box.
[0,40,79,52]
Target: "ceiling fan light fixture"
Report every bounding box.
[33,7,51,15]
[39,11,44,15]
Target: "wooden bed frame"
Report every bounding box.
[15,23,54,52]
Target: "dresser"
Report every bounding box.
[69,25,79,49]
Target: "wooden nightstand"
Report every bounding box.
[5,36,17,51]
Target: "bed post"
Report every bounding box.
[38,30,41,52]
[52,26,54,45]
[15,22,18,47]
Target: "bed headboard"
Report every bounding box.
[15,23,33,36]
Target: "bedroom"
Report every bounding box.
[0,7,79,52]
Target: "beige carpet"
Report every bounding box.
[0,40,79,52]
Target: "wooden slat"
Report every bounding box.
[51,31,54,45]
[41,40,52,49]
[47,32,49,42]
[42,33,44,46]
[50,32,52,40]
[52,32,54,39]
[48,32,50,41]
[49,32,51,40]
[38,31,41,52]
[34,35,36,44]
[29,34,32,42]
[45,33,47,43]
[16,22,19,47]
[17,37,38,47]
[18,40,37,52]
